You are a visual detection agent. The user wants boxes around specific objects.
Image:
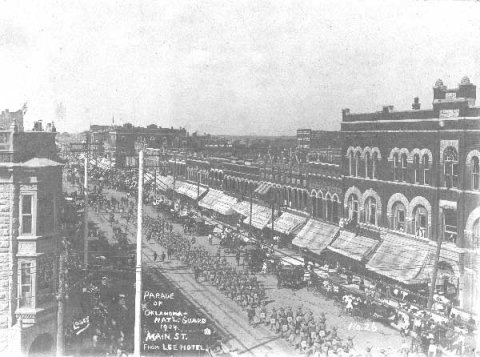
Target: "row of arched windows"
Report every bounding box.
[345,189,432,239]
[347,146,480,190]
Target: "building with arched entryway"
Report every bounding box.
[341,77,480,313]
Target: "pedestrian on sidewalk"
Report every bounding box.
[208,233,213,245]
[236,251,241,266]
[161,251,166,262]
[153,252,158,261]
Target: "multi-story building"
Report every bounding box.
[341,77,480,313]
[0,110,63,355]
[296,129,341,151]
[89,125,188,168]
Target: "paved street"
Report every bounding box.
[88,187,406,356]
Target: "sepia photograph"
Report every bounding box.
[0,0,479,356]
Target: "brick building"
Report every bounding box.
[0,112,63,355]
[341,77,480,313]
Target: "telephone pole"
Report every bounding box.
[83,152,89,267]
[56,247,66,356]
[134,150,144,357]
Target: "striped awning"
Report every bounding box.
[232,201,251,217]
[156,175,175,192]
[292,219,339,254]
[174,181,207,200]
[199,189,237,215]
[366,233,434,285]
[254,181,273,195]
[271,212,307,235]
[328,230,379,261]
[244,204,272,230]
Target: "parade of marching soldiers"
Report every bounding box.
[58,153,478,357]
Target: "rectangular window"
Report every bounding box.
[19,262,33,308]
[21,195,33,235]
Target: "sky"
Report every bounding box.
[1,0,480,135]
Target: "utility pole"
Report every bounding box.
[249,188,253,227]
[134,150,144,357]
[428,121,444,310]
[56,247,65,356]
[83,152,89,268]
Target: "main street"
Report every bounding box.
[88,186,405,357]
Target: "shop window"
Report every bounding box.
[472,156,479,190]
[20,194,34,235]
[19,261,33,308]
[393,202,406,232]
[444,147,458,188]
[413,154,421,184]
[414,205,428,238]
[365,197,377,225]
[401,154,408,182]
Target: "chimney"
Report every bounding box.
[342,108,350,120]
[382,105,394,113]
[412,97,421,110]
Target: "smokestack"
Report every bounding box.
[412,97,421,110]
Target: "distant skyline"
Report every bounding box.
[1,0,480,135]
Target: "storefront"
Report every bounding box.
[292,219,339,262]
[270,211,308,247]
[174,181,208,201]
[199,189,238,225]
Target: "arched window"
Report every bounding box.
[365,197,377,225]
[365,152,371,179]
[472,156,479,190]
[444,147,458,188]
[317,195,324,219]
[401,153,408,182]
[355,152,361,177]
[332,197,339,223]
[414,205,428,238]
[348,194,359,223]
[372,152,378,179]
[349,152,354,176]
[413,154,421,184]
[422,154,430,185]
[311,195,317,217]
[392,202,406,232]
[393,153,399,181]
[326,196,333,222]
[473,218,480,249]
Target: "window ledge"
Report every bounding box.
[15,302,57,326]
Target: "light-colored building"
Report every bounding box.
[0,110,63,356]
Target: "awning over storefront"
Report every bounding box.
[271,212,307,235]
[199,189,237,215]
[254,181,273,195]
[174,181,208,200]
[292,219,339,254]
[156,175,175,192]
[232,201,251,217]
[328,230,379,261]
[366,233,433,285]
[244,204,272,230]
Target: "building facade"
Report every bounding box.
[0,112,63,355]
[341,77,480,312]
